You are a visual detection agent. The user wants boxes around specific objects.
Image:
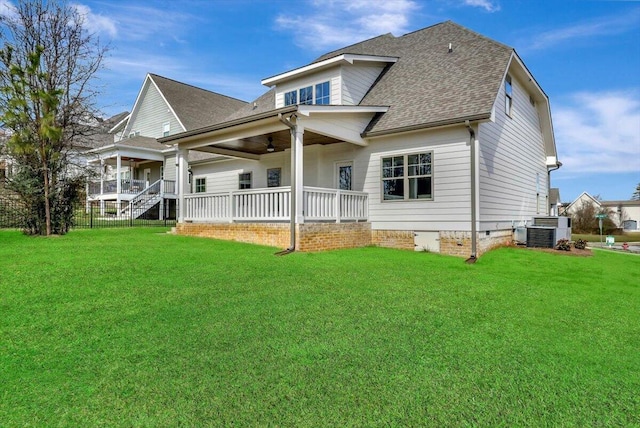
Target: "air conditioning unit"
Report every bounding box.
[525,216,572,247]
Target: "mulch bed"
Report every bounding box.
[516,244,593,257]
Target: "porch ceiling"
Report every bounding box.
[192,129,343,156]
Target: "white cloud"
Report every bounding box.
[275,0,419,50]
[0,0,16,19]
[528,7,640,50]
[462,0,500,12]
[554,90,640,175]
[72,4,117,37]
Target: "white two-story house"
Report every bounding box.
[159,21,560,257]
[86,73,246,219]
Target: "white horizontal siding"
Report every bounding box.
[341,64,385,105]
[190,127,472,231]
[479,72,548,224]
[164,154,176,181]
[125,82,183,138]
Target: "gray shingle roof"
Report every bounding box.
[320,21,513,135]
[149,74,248,131]
[116,136,170,151]
[218,21,513,136]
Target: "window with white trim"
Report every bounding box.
[382,152,433,201]
[299,86,313,105]
[315,81,330,104]
[284,90,297,106]
[505,74,513,117]
[283,81,331,106]
[162,122,170,137]
[239,172,252,189]
[195,177,206,193]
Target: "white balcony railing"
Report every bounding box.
[184,186,368,223]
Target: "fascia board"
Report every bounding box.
[261,54,398,86]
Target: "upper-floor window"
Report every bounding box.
[315,81,330,105]
[284,90,297,106]
[239,172,252,189]
[162,122,170,137]
[382,152,433,201]
[283,81,331,106]
[505,75,513,117]
[299,86,313,105]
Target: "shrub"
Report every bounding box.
[555,239,571,251]
[574,239,587,250]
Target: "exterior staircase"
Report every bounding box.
[120,180,163,219]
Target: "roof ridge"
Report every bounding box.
[313,32,395,62]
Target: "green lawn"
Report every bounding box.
[1,228,638,426]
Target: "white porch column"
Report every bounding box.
[291,124,304,224]
[99,158,104,196]
[177,148,189,223]
[116,154,122,208]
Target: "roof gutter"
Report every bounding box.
[362,113,491,138]
[158,106,298,144]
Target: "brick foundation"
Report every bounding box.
[371,230,415,250]
[176,222,291,248]
[298,222,371,251]
[176,222,514,257]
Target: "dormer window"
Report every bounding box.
[284,90,297,106]
[300,86,313,105]
[315,81,330,105]
[284,81,331,106]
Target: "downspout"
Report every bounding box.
[465,120,478,263]
[278,112,297,254]
[547,161,562,215]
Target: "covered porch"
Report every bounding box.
[164,104,387,250]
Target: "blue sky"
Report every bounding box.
[4,0,640,203]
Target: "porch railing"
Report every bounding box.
[184,186,368,223]
[88,179,176,196]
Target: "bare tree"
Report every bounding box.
[0,0,107,235]
[632,183,640,201]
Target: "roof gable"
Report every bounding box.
[149,74,248,131]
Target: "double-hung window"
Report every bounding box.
[195,177,206,193]
[382,152,433,201]
[239,172,252,189]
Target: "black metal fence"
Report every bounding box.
[0,197,178,229]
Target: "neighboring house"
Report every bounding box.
[549,188,561,216]
[565,191,640,231]
[85,73,247,218]
[159,21,560,257]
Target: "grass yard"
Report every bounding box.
[1,228,638,426]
